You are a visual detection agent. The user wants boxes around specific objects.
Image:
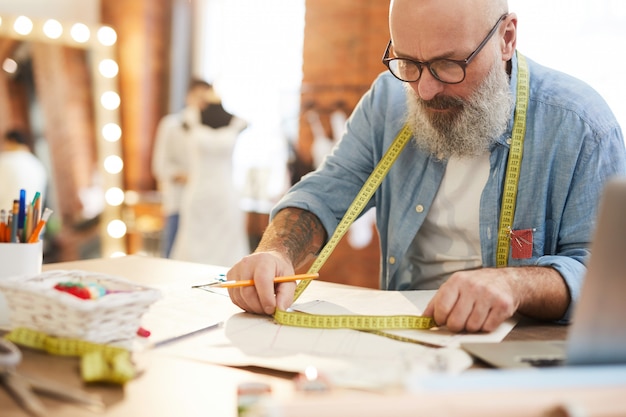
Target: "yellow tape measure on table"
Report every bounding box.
[274,309,434,330]
[275,52,530,330]
[5,327,136,384]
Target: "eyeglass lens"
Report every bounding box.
[388,58,466,83]
[384,14,507,84]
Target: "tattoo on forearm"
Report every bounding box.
[260,209,326,267]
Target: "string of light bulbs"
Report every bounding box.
[0,14,126,257]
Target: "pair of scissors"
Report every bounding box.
[0,338,104,416]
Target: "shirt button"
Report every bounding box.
[389,256,396,264]
[415,205,424,213]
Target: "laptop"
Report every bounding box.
[462,177,626,368]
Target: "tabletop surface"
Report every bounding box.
[0,256,614,417]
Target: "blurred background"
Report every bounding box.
[0,0,624,289]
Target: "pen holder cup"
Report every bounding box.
[0,241,43,327]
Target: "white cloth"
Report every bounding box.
[151,107,197,215]
[0,150,47,212]
[309,108,349,169]
[307,110,334,169]
[233,122,290,214]
[329,108,347,142]
[171,117,249,267]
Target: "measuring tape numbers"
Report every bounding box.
[274,309,434,330]
[496,52,530,267]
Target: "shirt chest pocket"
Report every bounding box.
[508,221,554,265]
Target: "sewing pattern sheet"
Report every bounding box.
[157,282,516,389]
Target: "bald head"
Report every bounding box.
[389,0,509,62]
[390,0,508,26]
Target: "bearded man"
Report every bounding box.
[226,0,626,333]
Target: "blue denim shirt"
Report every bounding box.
[274,53,626,321]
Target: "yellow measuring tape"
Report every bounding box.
[294,123,414,301]
[275,53,530,331]
[4,327,136,384]
[496,53,529,267]
[274,124,437,330]
[274,309,434,330]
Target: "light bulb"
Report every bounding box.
[43,19,63,39]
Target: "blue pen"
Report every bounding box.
[18,189,26,230]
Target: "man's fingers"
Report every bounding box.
[481,304,514,332]
[427,283,461,328]
[443,295,474,333]
[464,302,490,333]
[425,270,518,332]
[275,281,297,311]
[422,302,434,318]
[228,287,265,315]
[253,274,279,315]
[225,252,296,316]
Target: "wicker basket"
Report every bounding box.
[0,269,161,346]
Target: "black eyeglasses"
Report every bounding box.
[382,14,508,84]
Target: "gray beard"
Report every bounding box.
[404,61,514,159]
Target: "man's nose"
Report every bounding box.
[410,69,445,101]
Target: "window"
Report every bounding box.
[195,0,306,212]
[510,0,626,135]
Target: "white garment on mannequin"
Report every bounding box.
[151,107,197,216]
[171,117,249,267]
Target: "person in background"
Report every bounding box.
[0,129,47,213]
[170,83,248,266]
[152,79,212,258]
[226,0,626,332]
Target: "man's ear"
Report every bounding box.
[501,13,517,60]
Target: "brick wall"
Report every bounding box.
[296,0,390,288]
[299,0,389,166]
